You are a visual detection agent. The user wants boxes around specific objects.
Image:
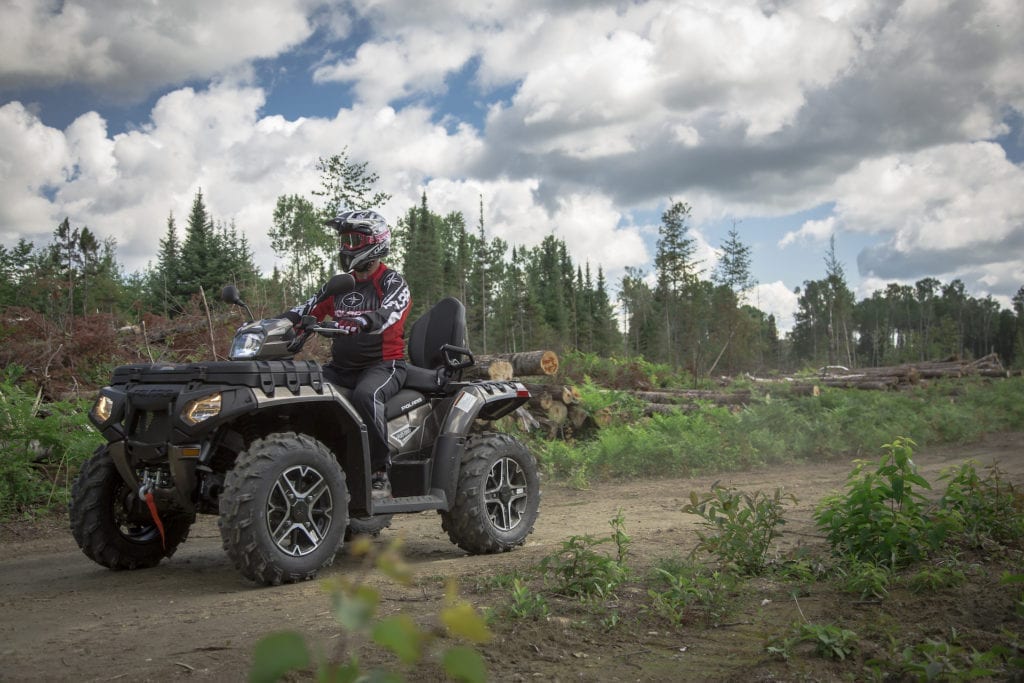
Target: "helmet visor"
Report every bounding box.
[339,231,385,251]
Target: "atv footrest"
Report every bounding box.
[372,493,447,514]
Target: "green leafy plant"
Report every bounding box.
[896,632,1002,682]
[940,460,1024,548]
[905,566,966,594]
[814,437,947,567]
[682,485,796,575]
[645,561,735,626]
[249,537,491,683]
[769,621,859,662]
[506,578,550,620]
[837,557,892,600]
[0,366,99,518]
[540,510,630,599]
[1001,572,1024,617]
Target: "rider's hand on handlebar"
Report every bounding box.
[335,315,369,335]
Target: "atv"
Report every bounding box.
[71,274,540,585]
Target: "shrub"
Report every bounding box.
[682,485,796,575]
[939,460,1024,547]
[0,366,99,518]
[645,561,735,626]
[540,510,630,599]
[813,437,948,567]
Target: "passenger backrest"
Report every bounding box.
[408,297,467,370]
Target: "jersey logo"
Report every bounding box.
[341,291,364,308]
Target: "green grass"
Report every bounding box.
[537,378,1024,484]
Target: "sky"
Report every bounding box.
[1,0,1023,333]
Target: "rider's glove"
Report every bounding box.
[336,315,369,335]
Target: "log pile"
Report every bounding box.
[795,353,1011,391]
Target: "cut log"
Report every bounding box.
[522,383,580,405]
[475,350,559,377]
[514,406,540,432]
[462,358,514,381]
[546,401,568,425]
[642,403,695,417]
[631,390,751,406]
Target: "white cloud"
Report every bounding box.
[0,0,318,98]
[314,30,477,107]
[750,280,800,334]
[779,216,837,248]
[835,142,1024,251]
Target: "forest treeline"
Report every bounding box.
[2,150,1022,384]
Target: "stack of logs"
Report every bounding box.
[462,350,591,437]
[789,353,1012,392]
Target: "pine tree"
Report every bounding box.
[312,148,391,216]
[177,188,217,301]
[154,212,181,315]
[713,223,754,299]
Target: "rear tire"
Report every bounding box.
[69,446,192,570]
[219,432,348,585]
[441,432,540,554]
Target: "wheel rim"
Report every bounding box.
[266,465,334,557]
[113,485,161,544]
[483,456,529,532]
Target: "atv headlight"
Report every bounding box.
[182,393,222,425]
[92,394,114,423]
[230,331,265,359]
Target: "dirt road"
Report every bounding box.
[2,432,1021,682]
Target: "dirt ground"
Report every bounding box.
[1,431,1022,682]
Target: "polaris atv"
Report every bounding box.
[71,274,540,585]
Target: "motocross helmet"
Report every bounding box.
[326,210,390,272]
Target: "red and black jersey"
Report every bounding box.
[289,263,412,370]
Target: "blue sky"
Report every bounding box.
[2,0,1023,332]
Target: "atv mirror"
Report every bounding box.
[221,284,254,321]
[317,273,356,302]
[221,285,242,305]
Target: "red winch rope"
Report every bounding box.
[143,490,167,550]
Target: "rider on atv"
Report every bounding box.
[280,210,410,501]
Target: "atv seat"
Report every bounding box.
[402,297,473,394]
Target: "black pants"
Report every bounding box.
[323,360,407,472]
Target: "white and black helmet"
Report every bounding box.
[326,210,391,272]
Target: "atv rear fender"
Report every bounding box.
[428,381,530,501]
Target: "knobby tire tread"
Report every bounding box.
[219,432,347,586]
[441,432,540,555]
[69,447,191,570]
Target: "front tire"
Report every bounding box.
[219,433,348,585]
[69,446,192,570]
[441,432,540,554]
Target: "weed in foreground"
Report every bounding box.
[940,460,1024,548]
[682,484,796,575]
[768,620,859,662]
[813,437,948,568]
[250,537,490,683]
[539,510,630,600]
[645,561,736,627]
